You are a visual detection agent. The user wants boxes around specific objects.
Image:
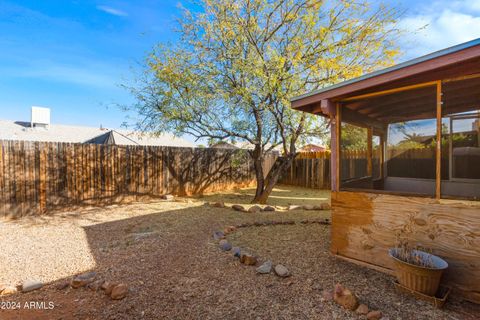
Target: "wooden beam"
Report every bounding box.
[340,81,438,102]
[347,87,434,113]
[442,72,480,83]
[367,127,373,176]
[320,99,336,116]
[436,81,442,200]
[341,107,385,130]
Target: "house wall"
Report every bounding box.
[331,191,480,303]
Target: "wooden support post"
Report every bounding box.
[334,103,342,191]
[379,134,385,179]
[435,81,442,199]
[330,116,337,192]
[367,127,373,176]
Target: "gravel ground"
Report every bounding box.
[0,185,478,320]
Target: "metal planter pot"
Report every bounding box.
[388,248,448,296]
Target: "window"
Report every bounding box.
[384,119,437,196]
[440,111,480,199]
[441,75,480,200]
[340,123,368,187]
[450,112,480,180]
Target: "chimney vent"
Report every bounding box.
[31,106,50,129]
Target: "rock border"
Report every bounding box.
[209,202,331,213]
[211,218,331,279]
[0,273,128,302]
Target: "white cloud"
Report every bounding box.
[397,1,480,60]
[0,56,121,88]
[96,5,128,17]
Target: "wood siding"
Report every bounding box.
[331,191,480,303]
[0,140,277,217]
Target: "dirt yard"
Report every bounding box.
[0,185,478,319]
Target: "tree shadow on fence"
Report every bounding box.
[0,141,277,218]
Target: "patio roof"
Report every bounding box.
[291,38,480,125]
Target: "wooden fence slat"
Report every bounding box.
[0,142,4,217]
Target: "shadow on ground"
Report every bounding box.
[198,184,331,207]
[1,189,479,320]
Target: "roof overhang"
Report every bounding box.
[291,38,480,120]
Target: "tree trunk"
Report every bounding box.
[250,144,265,202]
[252,155,296,204]
[253,157,265,200]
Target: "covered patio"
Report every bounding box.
[291,38,480,303]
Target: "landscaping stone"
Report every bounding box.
[367,310,382,320]
[262,206,275,212]
[322,203,331,210]
[56,281,70,290]
[248,205,262,213]
[0,286,17,296]
[111,283,128,300]
[240,254,257,266]
[232,204,246,212]
[101,281,117,295]
[71,271,97,289]
[219,239,232,251]
[232,247,241,258]
[356,304,369,315]
[223,226,236,234]
[213,231,225,240]
[21,280,43,293]
[161,194,174,201]
[303,205,315,210]
[87,280,104,292]
[211,201,225,208]
[274,264,290,277]
[313,205,323,210]
[333,284,358,311]
[256,260,272,274]
[288,205,302,210]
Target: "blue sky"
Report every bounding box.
[0,0,479,135]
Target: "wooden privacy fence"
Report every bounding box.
[0,140,277,217]
[296,150,331,159]
[278,155,331,189]
[280,147,439,189]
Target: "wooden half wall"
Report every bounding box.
[331,191,480,303]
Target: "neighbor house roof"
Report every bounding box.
[0,119,195,148]
[299,144,327,152]
[210,141,239,149]
[291,38,480,113]
[210,140,282,153]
